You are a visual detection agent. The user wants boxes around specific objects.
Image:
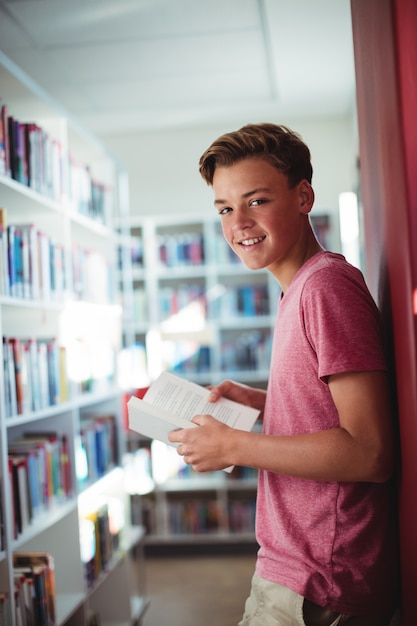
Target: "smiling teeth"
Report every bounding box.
[241,237,265,246]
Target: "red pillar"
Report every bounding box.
[351,1,417,623]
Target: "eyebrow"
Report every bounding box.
[214,187,272,207]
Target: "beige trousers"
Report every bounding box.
[238,571,393,626]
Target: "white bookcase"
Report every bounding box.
[0,53,148,625]
[122,213,282,386]
[120,213,277,546]
[121,211,330,547]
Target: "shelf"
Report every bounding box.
[56,592,85,626]
[156,476,257,493]
[0,53,146,626]
[11,499,78,550]
[145,532,256,545]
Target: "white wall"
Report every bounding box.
[103,114,358,251]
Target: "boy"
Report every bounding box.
[169,124,398,625]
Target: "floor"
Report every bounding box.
[142,551,403,626]
[142,552,256,626]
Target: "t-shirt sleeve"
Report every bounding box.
[301,265,387,382]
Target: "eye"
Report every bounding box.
[218,207,232,215]
[250,198,267,207]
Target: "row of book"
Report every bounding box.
[143,497,255,536]
[0,551,56,626]
[3,336,68,418]
[216,284,271,318]
[167,498,221,535]
[0,210,66,302]
[8,432,72,539]
[76,414,118,487]
[157,232,205,267]
[158,283,207,321]
[164,329,272,375]
[170,346,211,375]
[135,283,271,325]
[0,102,112,222]
[221,330,272,372]
[79,501,120,589]
[0,209,114,304]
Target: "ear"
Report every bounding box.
[298,180,315,215]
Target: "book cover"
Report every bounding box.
[1,104,11,177]
[8,458,18,540]
[20,226,31,299]
[6,338,18,417]
[37,341,50,409]
[7,116,17,181]
[0,104,6,176]
[28,338,42,411]
[3,337,13,418]
[7,224,16,297]
[10,338,24,414]
[15,122,28,186]
[10,455,30,534]
[21,340,33,414]
[37,231,51,301]
[13,228,23,298]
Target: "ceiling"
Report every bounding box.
[0,0,356,137]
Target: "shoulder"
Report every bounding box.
[300,252,371,299]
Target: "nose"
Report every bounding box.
[231,207,254,231]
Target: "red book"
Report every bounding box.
[9,338,24,414]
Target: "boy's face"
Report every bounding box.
[212,157,313,277]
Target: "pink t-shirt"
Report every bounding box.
[256,251,398,615]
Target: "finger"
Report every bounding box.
[168,427,183,443]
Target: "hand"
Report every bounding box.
[168,414,236,472]
[207,379,267,414]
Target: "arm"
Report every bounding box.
[169,370,394,482]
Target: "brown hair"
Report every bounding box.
[199,123,313,188]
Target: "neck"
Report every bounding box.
[271,232,324,294]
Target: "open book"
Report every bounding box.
[127,371,260,470]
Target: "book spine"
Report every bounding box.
[3,337,12,418]
[10,338,23,414]
[0,104,7,177]
[20,228,31,299]
[7,116,16,180]
[0,209,10,297]
[7,225,16,297]
[37,231,51,301]
[6,338,18,417]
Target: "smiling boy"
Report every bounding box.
[168,124,398,625]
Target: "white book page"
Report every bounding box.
[144,371,259,431]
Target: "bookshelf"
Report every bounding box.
[126,436,258,547]
[120,211,331,547]
[121,213,284,387]
[0,53,148,625]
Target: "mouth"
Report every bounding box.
[239,236,266,246]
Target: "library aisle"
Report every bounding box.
[143,554,256,626]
